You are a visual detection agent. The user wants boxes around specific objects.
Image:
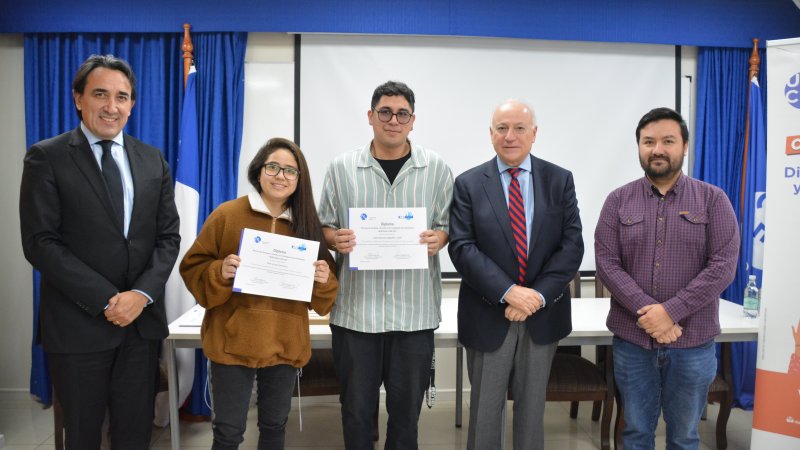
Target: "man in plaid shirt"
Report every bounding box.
[595,107,739,450]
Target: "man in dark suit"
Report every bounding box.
[19,54,180,449]
[449,100,583,450]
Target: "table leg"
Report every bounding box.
[456,342,463,428]
[166,339,181,450]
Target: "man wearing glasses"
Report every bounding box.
[318,81,454,450]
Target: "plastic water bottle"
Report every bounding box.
[743,275,760,318]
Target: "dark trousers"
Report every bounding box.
[47,326,159,450]
[209,361,297,450]
[331,325,434,450]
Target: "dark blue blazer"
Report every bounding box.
[20,127,181,353]
[448,154,583,352]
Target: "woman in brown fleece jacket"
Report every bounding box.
[180,138,338,450]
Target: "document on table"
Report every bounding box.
[178,305,205,327]
[348,207,428,270]
[232,228,320,302]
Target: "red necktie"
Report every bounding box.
[507,168,527,285]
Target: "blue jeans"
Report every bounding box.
[613,337,717,450]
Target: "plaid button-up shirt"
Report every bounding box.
[594,174,739,349]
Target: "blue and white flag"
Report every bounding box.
[730,75,766,409]
[154,67,199,426]
[741,77,767,283]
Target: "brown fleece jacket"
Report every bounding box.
[180,196,337,368]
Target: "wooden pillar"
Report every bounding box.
[182,23,193,88]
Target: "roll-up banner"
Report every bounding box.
[751,37,800,448]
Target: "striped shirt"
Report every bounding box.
[594,174,739,349]
[318,142,454,332]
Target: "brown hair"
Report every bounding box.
[247,138,334,265]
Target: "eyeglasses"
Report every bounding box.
[262,163,300,180]
[372,108,413,124]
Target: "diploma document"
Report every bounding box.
[233,228,320,302]
[348,207,428,270]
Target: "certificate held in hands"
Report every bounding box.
[233,228,320,302]
[349,207,428,270]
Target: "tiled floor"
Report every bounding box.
[0,396,753,449]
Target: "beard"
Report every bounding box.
[640,154,683,180]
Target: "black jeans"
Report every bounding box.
[209,361,297,450]
[331,325,434,450]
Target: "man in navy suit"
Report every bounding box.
[19,55,180,449]
[449,99,583,450]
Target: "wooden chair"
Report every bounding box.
[706,342,733,450]
[595,278,626,450]
[505,274,615,449]
[542,273,615,450]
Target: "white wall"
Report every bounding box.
[0,34,33,397]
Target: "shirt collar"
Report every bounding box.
[357,140,426,168]
[496,154,532,174]
[247,191,293,222]
[80,122,124,148]
[642,172,686,197]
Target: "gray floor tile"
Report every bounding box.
[0,396,757,449]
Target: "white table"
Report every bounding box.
[165,298,757,449]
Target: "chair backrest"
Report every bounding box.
[569,272,581,298]
[559,272,583,357]
[594,275,611,298]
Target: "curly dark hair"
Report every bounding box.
[371,81,415,112]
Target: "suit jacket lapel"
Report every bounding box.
[529,155,545,257]
[123,134,148,234]
[67,128,122,230]
[481,158,516,253]
[123,134,140,230]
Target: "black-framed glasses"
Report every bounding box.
[372,108,413,124]
[262,163,300,180]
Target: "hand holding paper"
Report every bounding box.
[331,228,356,254]
[221,254,241,280]
[232,228,320,302]
[313,260,330,283]
[348,207,428,270]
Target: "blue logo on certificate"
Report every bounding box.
[399,212,414,220]
[360,213,368,220]
[292,243,308,252]
[254,236,262,243]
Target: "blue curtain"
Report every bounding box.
[23,32,247,412]
[694,46,766,409]
[192,33,247,225]
[183,32,248,416]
